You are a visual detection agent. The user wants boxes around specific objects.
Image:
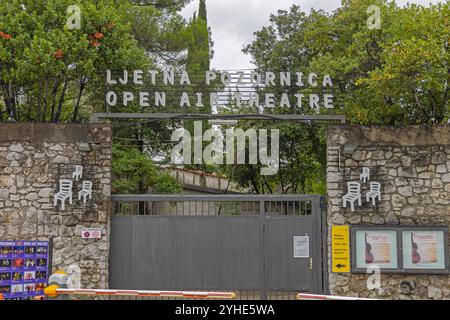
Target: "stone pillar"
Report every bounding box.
[0,123,112,289]
[327,125,450,299]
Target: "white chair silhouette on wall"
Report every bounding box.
[360,167,370,183]
[342,181,362,212]
[78,181,93,204]
[366,182,381,205]
[54,179,73,211]
[72,165,83,181]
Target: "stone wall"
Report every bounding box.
[0,123,112,289]
[327,125,450,300]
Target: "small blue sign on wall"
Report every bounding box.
[0,241,50,300]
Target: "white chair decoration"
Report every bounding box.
[72,165,83,181]
[53,179,73,211]
[78,181,93,204]
[366,182,381,205]
[360,167,370,183]
[342,181,362,212]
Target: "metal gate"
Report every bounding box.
[109,195,328,299]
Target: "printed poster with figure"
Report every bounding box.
[364,233,391,264]
[402,230,446,270]
[410,232,438,264]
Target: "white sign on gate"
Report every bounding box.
[293,235,310,258]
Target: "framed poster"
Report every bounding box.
[351,227,400,273]
[401,228,449,273]
[351,226,449,274]
[0,241,50,300]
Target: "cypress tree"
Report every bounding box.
[198,0,207,23]
[187,0,210,73]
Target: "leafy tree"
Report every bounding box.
[245,0,449,125]
[186,0,212,74]
[0,0,198,123]
[110,0,217,166]
[198,0,207,22]
[235,0,449,194]
[112,145,182,214]
[131,0,192,12]
[354,2,449,124]
[216,106,326,195]
[128,3,193,66]
[112,145,182,194]
[0,0,151,122]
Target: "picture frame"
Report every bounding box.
[350,226,449,274]
[351,226,401,273]
[401,227,449,274]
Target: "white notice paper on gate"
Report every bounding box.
[293,236,310,258]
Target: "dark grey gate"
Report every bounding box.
[109,195,327,299]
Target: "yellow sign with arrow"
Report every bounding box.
[332,225,350,273]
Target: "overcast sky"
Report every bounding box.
[181,0,444,70]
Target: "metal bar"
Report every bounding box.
[259,200,267,300]
[132,217,136,289]
[320,196,330,294]
[112,194,322,202]
[312,198,321,293]
[90,112,346,124]
[45,287,236,299]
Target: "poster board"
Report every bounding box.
[351,226,449,274]
[352,228,399,272]
[0,241,50,300]
[401,229,448,273]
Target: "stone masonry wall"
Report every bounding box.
[0,123,112,289]
[327,125,450,300]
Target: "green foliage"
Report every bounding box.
[218,118,327,195]
[356,2,449,124]
[235,0,449,194]
[245,0,449,125]
[131,0,192,13]
[0,0,195,122]
[151,173,184,194]
[128,4,192,63]
[198,0,207,23]
[186,0,212,73]
[0,0,150,122]
[112,145,182,194]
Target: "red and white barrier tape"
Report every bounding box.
[44,287,236,299]
[297,293,378,300]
